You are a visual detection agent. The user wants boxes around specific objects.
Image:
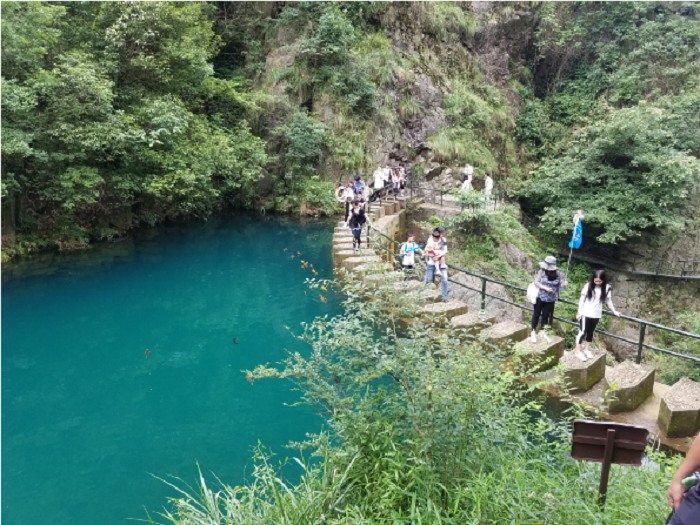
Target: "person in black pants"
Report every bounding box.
[530,256,567,344]
[667,434,700,524]
[348,199,369,253]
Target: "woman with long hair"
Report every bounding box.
[575,269,621,362]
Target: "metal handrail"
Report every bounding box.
[365,224,700,366]
[407,180,507,210]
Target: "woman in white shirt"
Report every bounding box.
[483,171,493,196]
[462,162,473,193]
[575,269,621,362]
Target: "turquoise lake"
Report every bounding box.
[2,213,342,525]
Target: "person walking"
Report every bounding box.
[422,229,449,303]
[574,270,620,362]
[383,163,392,198]
[530,256,568,343]
[399,231,423,285]
[348,198,369,254]
[483,171,493,196]
[667,433,700,524]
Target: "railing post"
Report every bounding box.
[410,180,413,201]
[440,190,443,207]
[480,277,487,312]
[636,323,646,364]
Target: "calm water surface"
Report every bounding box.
[2,213,341,525]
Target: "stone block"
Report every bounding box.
[373,206,385,218]
[420,301,468,326]
[334,249,375,267]
[658,378,700,438]
[603,361,655,413]
[333,234,364,244]
[560,350,606,392]
[343,255,382,271]
[332,243,354,252]
[451,312,495,338]
[480,322,529,350]
[513,336,565,372]
[364,272,403,284]
[353,262,393,276]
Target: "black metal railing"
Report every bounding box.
[366,224,700,365]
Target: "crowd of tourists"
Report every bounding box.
[334,162,700,523]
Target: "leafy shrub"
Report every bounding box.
[522,103,700,243]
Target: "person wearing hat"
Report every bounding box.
[483,171,493,196]
[422,229,449,303]
[530,256,568,343]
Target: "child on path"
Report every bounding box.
[353,175,366,199]
[574,269,620,362]
[530,256,568,343]
[422,230,449,303]
[399,231,423,285]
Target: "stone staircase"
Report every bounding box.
[331,196,700,447]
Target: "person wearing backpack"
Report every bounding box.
[530,256,567,343]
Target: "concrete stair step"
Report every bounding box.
[451,312,496,337]
[335,249,376,264]
[560,348,606,393]
[603,361,655,413]
[352,262,394,276]
[512,335,565,372]
[658,378,700,438]
[333,234,366,244]
[364,271,404,284]
[332,243,355,252]
[480,321,529,350]
[420,301,468,325]
[343,255,383,271]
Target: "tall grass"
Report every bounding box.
[150,274,681,525]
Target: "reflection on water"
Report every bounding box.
[2,212,342,525]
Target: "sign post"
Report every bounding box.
[570,420,649,506]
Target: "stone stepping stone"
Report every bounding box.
[333,235,365,244]
[602,360,655,413]
[364,272,403,284]
[560,349,606,393]
[512,335,565,372]
[334,249,375,265]
[658,378,700,437]
[352,262,394,276]
[332,243,354,252]
[451,312,495,337]
[480,321,529,350]
[420,301,468,325]
[343,255,383,271]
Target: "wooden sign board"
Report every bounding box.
[571,419,649,505]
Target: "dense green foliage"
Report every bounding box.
[519,2,700,243]
[155,276,680,524]
[2,1,269,256]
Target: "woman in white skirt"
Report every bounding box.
[575,269,621,362]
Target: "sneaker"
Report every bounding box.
[442,297,449,303]
[530,331,537,344]
[575,351,588,362]
[542,332,552,344]
[584,349,594,359]
[353,247,358,254]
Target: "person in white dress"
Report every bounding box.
[462,161,473,193]
[483,171,493,196]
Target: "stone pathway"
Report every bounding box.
[331,196,698,452]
